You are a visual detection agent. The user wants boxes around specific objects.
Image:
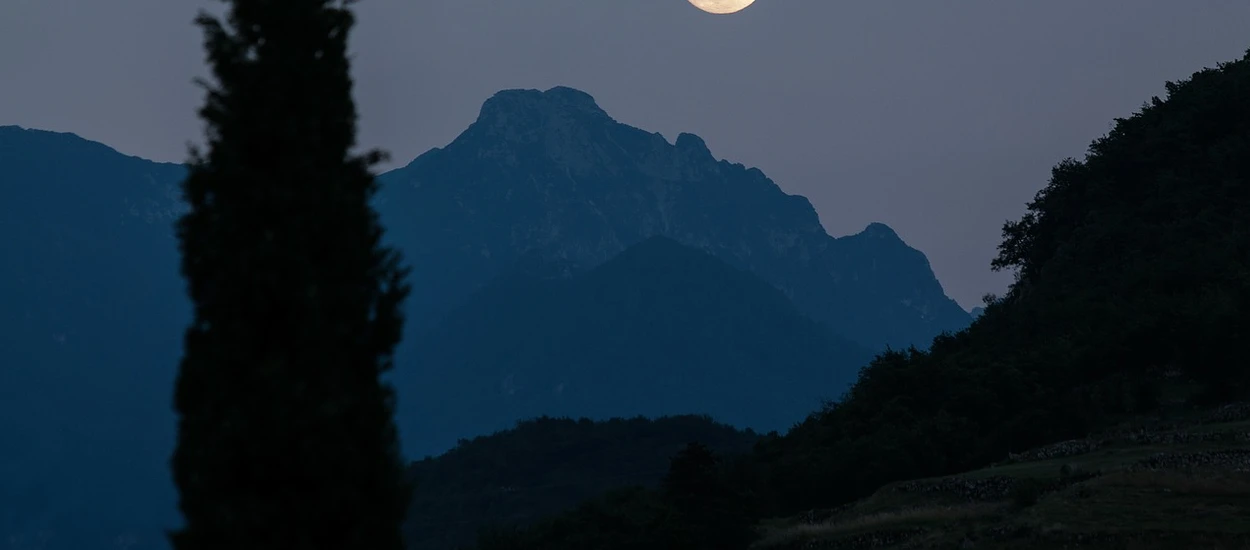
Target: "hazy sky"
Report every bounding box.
[3,1,1249,308]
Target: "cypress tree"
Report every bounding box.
[169,1,411,548]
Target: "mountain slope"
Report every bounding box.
[0,126,189,549]
[405,237,874,455]
[376,86,970,351]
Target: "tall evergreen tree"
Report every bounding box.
[169,1,412,548]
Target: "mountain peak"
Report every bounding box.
[475,86,609,127]
[674,132,714,160]
[381,87,971,351]
[856,222,902,242]
[543,86,603,109]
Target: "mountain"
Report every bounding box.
[403,236,874,455]
[0,88,964,547]
[970,306,985,318]
[403,415,761,550]
[0,126,188,549]
[375,86,970,352]
[460,48,1250,550]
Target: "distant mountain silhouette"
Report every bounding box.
[0,125,188,549]
[402,415,760,550]
[376,86,970,352]
[405,236,875,454]
[0,91,965,547]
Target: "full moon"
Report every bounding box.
[688,0,756,15]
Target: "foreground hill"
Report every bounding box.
[477,407,1250,550]
[376,86,970,351]
[753,46,1250,518]
[755,407,1250,550]
[403,415,760,550]
[406,236,874,453]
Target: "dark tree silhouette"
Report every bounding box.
[169,1,412,548]
[661,443,755,550]
[662,442,722,501]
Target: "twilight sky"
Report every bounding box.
[2,1,1248,309]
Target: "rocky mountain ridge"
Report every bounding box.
[377,86,970,351]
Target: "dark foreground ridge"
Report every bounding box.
[403,415,761,550]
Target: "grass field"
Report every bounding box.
[753,412,1250,549]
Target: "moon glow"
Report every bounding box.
[688,0,756,15]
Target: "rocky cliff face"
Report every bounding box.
[377,87,970,350]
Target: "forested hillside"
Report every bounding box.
[402,415,759,550]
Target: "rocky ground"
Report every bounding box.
[753,405,1250,550]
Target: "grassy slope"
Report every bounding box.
[754,406,1250,550]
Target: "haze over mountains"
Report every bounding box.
[0,87,968,548]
